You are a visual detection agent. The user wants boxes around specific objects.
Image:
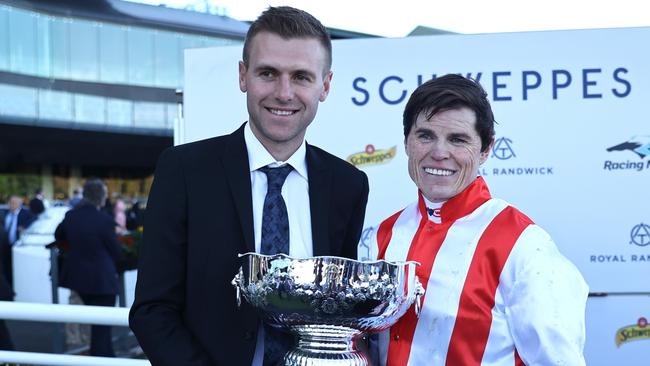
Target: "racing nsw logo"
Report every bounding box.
[491,137,516,160]
[630,223,650,247]
[603,135,650,171]
[607,135,650,159]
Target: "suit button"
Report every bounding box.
[244,331,254,340]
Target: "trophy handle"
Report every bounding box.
[414,281,425,318]
[231,267,243,308]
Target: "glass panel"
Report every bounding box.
[133,102,165,128]
[74,94,105,124]
[99,23,127,84]
[0,6,9,70]
[0,84,37,117]
[203,37,240,48]
[127,27,154,85]
[154,31,180,88]
[69,19,99,80]
[166,103,178,129]
[106,98,132,127]
[50,16,70,79]
[35,14,50,77]
[179,34,207,50]
[9,8,37,74]
[38,89,73,121]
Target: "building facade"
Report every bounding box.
[0,0,248,200]
[0,0,376,202]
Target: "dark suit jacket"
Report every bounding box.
[1,208,36,243]
[29,198,45,216]
[54,204,123,295]
[129,124,369,366]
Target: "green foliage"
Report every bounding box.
[0,174,42,201]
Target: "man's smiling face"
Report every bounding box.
[239,31,332,158]
[405,107,490,202]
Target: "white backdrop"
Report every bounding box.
[183,27,650,363]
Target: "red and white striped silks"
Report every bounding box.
[370,177,588,366]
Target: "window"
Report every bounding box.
[49,17,70,79]
[133,102,165,128]
[39,89,73,121]
[0,84,36,117]
[107,98,133,127]
[154,31,181,87]
[0,6,10,70]
[69,19,99,80]
[9,8,37,74]
[127,27,155,85]
[74,94,105,124]
[99,23,128,83]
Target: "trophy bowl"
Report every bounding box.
[231,253,424,366]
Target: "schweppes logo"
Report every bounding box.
[347,145,397,167]
[616,317,650,347]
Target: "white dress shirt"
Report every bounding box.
[244,122,313,365]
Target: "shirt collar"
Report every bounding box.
[244,122,308,179]
[417,176,492,223]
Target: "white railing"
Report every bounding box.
[0,351,149,366]
[0,301,150,366]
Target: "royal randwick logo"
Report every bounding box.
[357,226,376,261]
[604,135,650,171]
[347,144,396,167]
[491,137,516,160]
[630,223,650,247]
[481,137,553,176]
[616,317,650,347]
[589,222,650,263]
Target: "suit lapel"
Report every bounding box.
[221,124,255,253]
[306,144,332,256]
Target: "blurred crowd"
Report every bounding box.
[0,182,145,353]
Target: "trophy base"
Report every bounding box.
[284,349,367,365]
[283,325,369,366]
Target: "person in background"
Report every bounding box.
[1,195,36,287]
[125,198,143,231]
[69,187,83,208]
[129,6,369,366]
[112,198,127,234]
[0,259,14,350]
[28,188,46,216]
[370,74,588,365]
[55,179,123,357]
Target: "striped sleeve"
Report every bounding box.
[500,225,588,366]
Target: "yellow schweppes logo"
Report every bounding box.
[616,317,650,347]
[347,145,397,167]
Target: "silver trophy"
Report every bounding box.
[231,253,424,365]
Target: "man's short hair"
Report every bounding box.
[242,6,332,71]
[82,179,107,207]
[403,74,496,153]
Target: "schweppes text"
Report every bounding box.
[616,318,650,347]
[347,146,397,167]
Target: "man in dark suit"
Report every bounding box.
[29,188,46,217]
[55,179,123,357]
[1,195,36,287]
[129,6,369,366]
[0,225,14,350]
